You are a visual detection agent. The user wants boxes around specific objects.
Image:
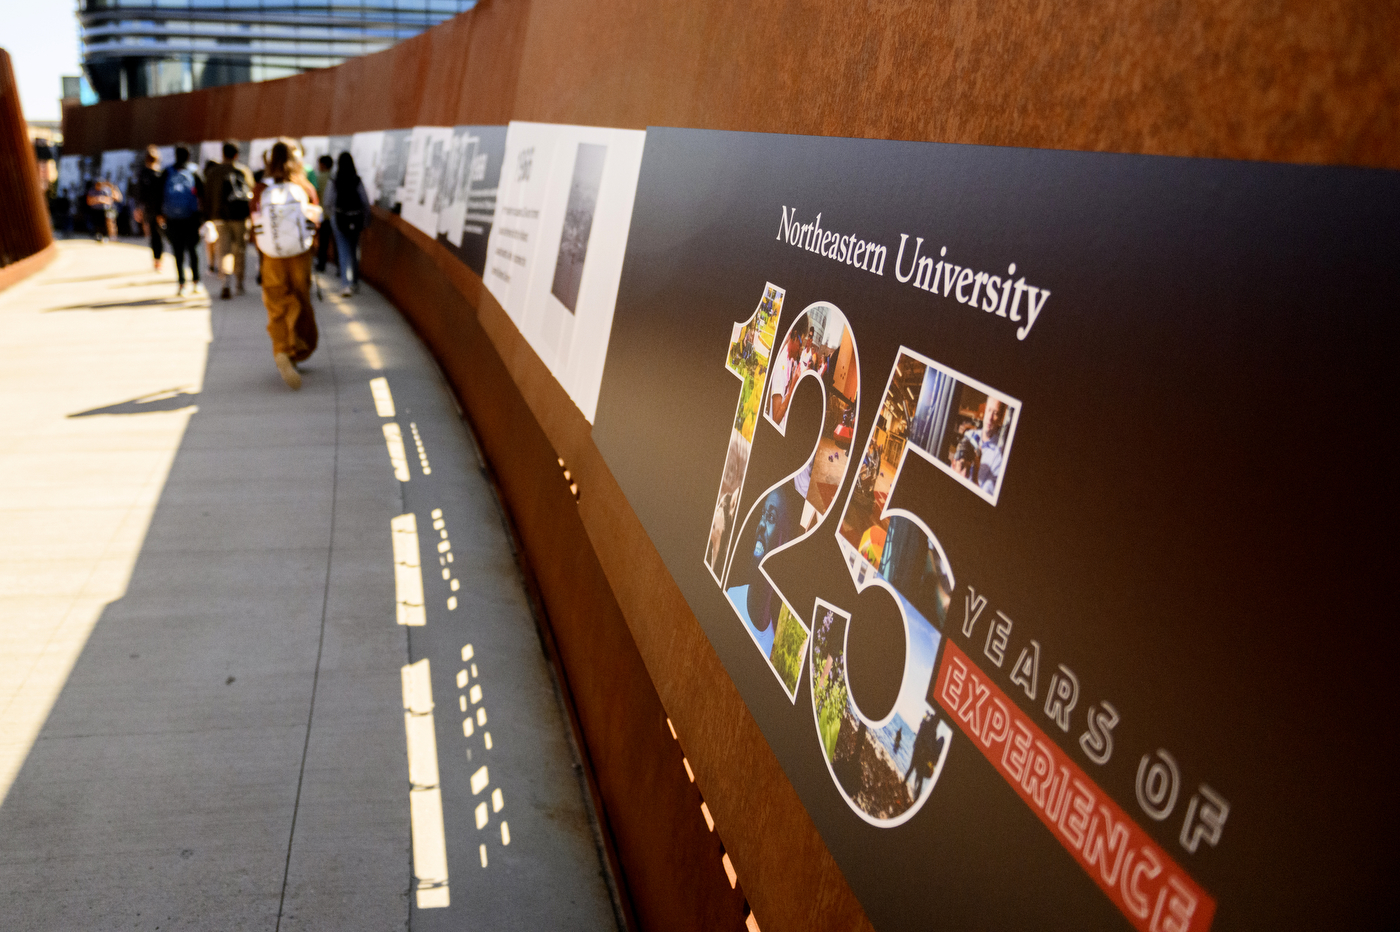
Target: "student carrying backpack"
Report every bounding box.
[207,142,256,299]
[325,151,371,296]
[159,147,205,295]
[163,165,200,220]
[252,139,324,390]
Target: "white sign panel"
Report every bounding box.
[399,126,453,237]
[99,149,138,196]
[300,135,330,168]
[486,122,647,422]
[351,131,387,205]
[249,138,277,173]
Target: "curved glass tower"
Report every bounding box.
[80,1,476,102]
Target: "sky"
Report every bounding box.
[1,0,83,123]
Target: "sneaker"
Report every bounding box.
[176,283,186,296]
[340,287,353,297]
[220,285,232,300]
[274,353,302,390]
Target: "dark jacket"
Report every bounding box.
[136,165,164,212]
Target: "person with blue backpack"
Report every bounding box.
[159,146,206,296]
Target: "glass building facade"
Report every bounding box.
[80,1,477,102]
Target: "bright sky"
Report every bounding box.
[1,0,82,123]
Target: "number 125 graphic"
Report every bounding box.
[703,282,1022,826]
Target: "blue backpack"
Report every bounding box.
[163,168,200,219]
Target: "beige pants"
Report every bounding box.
[214,219,249,288]
[261,251,314,359]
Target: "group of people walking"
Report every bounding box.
[128,139,371,390]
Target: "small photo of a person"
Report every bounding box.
[725,483,803,658]
[967,396,1011,494]
[768,318,810,425]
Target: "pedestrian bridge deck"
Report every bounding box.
[0,240,619,930]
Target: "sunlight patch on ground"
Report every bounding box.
[0,242,209,804]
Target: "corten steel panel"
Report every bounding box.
[65,0,1400,165]
[411,15,474,127]
[362,213,752,932]
[457,0,531,126]
[390,35,436,129]
[0,49,52,268]
[504,0,1400,167]
[0,243,58,294]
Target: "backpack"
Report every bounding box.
[222,169,252,221]
[253,181,320,258]
[163,168,200,219]
[334,179,365,235]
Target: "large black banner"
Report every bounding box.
[592,128,1396,931]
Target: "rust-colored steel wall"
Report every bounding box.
[61,0,1400,167]
[0,49,53,270]
[59,4,1400,932]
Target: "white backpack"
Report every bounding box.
[253,182,323,258]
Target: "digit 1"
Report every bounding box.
[703,282,784,584]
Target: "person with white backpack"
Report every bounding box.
[251,140,323,390]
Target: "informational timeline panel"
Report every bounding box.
[350,131,386,204]
[436,126,507,277]
[98,149,137,194]
[485,122,647,422]
[592,129,1397,931]
[372,129,413,211]
[249,138,276,174]
[400,125,455,236]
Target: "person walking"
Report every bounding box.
[160,146,205,296]
[135,147,165,270]
[252,140,322,390]
[85,177,121,242]
[325,151,370,296]
[309,154,336,273]
[204,143,255,299]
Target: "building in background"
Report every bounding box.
[80,1,477,102]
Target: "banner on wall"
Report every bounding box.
[436,126,507,277]
[57,154,86,201]
[400,125,454,235]
[199,141,225,166]
[98,150,138,200]
[591,128,1396,931]
[485,121,647,422]
[374,129,413,212]
[249,138,276,174]
[350,131,386,204]
[300,135,330,168]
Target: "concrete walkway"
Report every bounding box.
[0,240,619,931]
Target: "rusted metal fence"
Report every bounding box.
[0,49,52,270]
